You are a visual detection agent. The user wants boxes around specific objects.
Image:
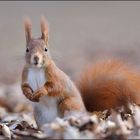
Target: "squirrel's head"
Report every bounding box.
[24,16,51,68]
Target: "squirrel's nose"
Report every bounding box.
[34,55,39,64]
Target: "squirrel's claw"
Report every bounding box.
[32,87,47,102]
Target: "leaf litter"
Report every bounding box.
[0,84,140,139]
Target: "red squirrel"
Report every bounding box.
[21,17,140,127]
[21,17,85,127]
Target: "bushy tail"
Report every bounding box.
[77,59,140,112]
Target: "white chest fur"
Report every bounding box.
[27,68,46,92]
[27,67,59,126]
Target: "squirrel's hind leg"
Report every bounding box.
[58,97,85,117]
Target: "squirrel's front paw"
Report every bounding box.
[21,83,34,101]
[32,87,47,102]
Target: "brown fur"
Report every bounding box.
[21,17,85,116]
[77,59,140,112]
[24,17,32,44]
[59,96,84,115]
[40,16,49,43]
[22,60,85,113]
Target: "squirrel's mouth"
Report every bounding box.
[31,61,44,68]
[30,55,44,68]
[34,62,39,65]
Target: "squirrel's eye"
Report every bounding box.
[45,48,48,52]
[26,48,29,52]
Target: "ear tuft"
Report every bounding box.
[40,16,49,43]
[24,17,32,43]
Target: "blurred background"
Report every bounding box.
[0,1,140,101]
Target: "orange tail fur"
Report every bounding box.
[77,59,140,112]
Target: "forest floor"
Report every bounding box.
[0,83,140,140]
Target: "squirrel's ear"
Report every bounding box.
[40,16,49,43]
[24,17,32,44]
